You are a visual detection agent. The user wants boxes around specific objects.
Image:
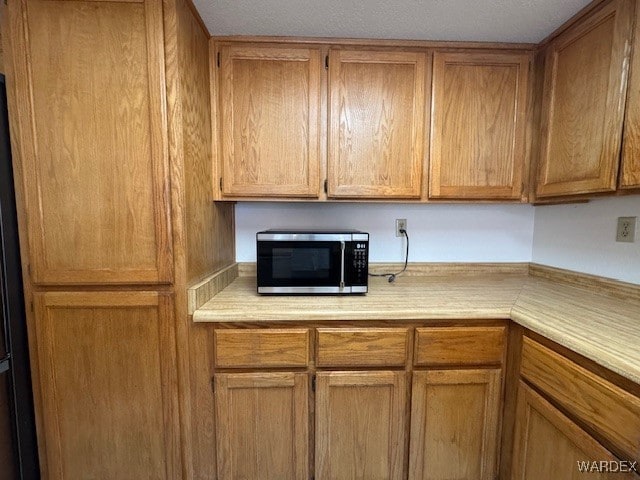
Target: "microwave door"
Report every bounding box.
[257,241,344,292]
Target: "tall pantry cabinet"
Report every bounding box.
[1,0,234,478]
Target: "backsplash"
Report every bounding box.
[235,202,535,262]
[532,196,640,284]
[235,198,640,284]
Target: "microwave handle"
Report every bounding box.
[339,241,345,290]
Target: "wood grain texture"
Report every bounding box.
[211,35,537,51]
[176,0,235,284]
[414,326,506,366]
[219,44,322,197]
[315,371,406,480]
[33,291,180,480]
[215,372,309,479]
[536,0,634,197]
[408,369,502,480]
[316,327,409,367]
[511,382,637,480]
[10,0,172,285]
[499,323,526,480]
[430,51,530,199]
[0,26,3,75]
[328,49,427,199]
[214,328,310,368]
[620,0,640,188]
[162,0,238,477]
[1,2,51,473]
[520,337,640,460]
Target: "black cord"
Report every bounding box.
[368,229,409,283]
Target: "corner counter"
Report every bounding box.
[190,263,640,384]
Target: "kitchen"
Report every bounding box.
[0,0,639,479]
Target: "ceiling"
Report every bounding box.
[191,0,593,43]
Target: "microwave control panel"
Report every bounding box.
[349,241,369,286]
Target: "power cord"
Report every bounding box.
[368,228,409,283]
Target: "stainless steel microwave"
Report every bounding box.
[256,230,369,294]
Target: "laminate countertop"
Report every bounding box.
[193,271,640,384]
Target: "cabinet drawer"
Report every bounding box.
[414,326,505,366]
[316,328,409,367]
[521,337,640,460]
[214,329,310,368]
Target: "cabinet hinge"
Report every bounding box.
[323,179,328,194]
[217,52,221,68]
[311,374,316,392]
[325,55,329,70]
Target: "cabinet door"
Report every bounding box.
[315,371,406,480]
[328,50,427,199]
[6,0,172,285]
[409,369,502,480]
[620,0,640,188]
[511,382,637,480]
[219,44,322,198]
[215,372,309,480]
[430,51,530,200]
[536,0,634,198]
[33,291,180,479]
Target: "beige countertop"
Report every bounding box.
[192,267,640,384]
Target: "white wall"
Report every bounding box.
[532,196,640,284]
[235,203,535,263]
[235,198,640,284]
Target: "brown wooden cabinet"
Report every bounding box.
[519,337,640,463]
[535,0,634,198]
[217,44,323,198]
[511,382,637,480]
[315,371,407,480]
[33,291,180,479]
[214,372,309,479]
[429,51,530,200]
[6,0,173,285]
[408,369,502,480]
[409,326,505,480]
[328,49,428,199]
[211,324,508,480]
[621,0,640,189]
[3,0,234,477]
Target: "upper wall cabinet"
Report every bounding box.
[535,0,634,198]
[6,0,172,285]
[621,0,640,189]
[327,49,428,199]
[218,44,322,198]
[429,51,530,200]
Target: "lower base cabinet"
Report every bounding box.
[214,372,309,479]
[408,369,502,480]
[211,325,507,480]
[34,291,180,479]
[511,382,637,480]
[315,371,407,480]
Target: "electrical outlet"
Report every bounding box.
[616,217,637,243]
[395,219,407,237]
